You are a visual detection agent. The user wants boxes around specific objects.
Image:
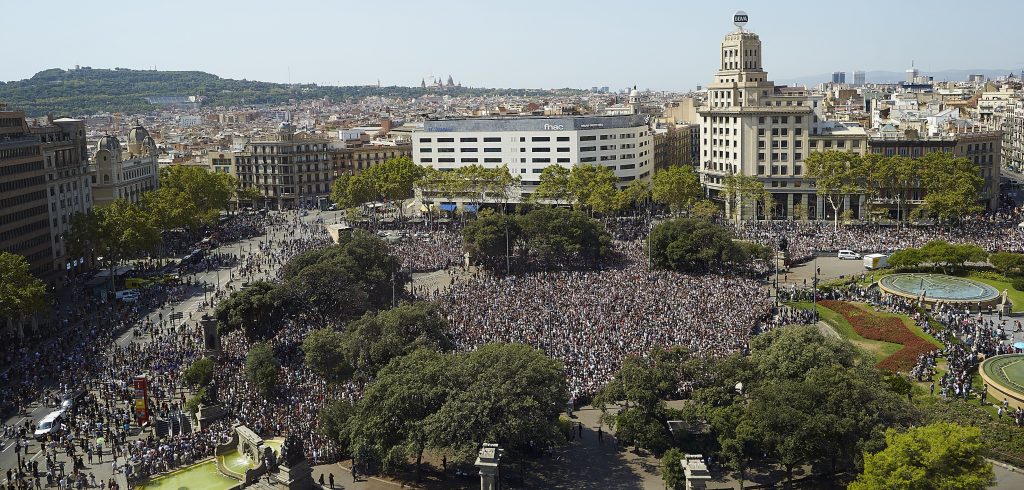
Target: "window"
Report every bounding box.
[758,117,765,124]
[419,138,431,143]
[460,148,478,152]
[460,137,477,142]
[437,137,454,143]
[556,158,570,163]
[532,147,551,152]
[531,136,550,142]
[461,158,478,163]
[484,158,501,163]
[438,158,455,163]
[557,147,570,152]
[580,135,596,141]
[419,148,432,153]
[532,158,550,163]
[420,158,433,163]
[557,136,570,142]
[581,146,596,152]
[824,140,833,148]
[438,148,455,153]
[483,137,501,142]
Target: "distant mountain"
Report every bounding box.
[775,69,1017,87]
[0,68,585,117]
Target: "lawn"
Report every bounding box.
[966,271,1024,312]
[789,301,942,371]
[789,301,902,362]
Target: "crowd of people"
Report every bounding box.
[430,243,778,400]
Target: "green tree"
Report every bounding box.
[661,448,687,490]
[282,258,370,325]
[722,173,769,221]
[593,347,693,454]
[143,165,237,230]
[918,152,984,222]
[651,166,702,214]
[850,422,994,490]
[245,343,280,397]
[690,200,719,221]
[616,179,651,213]
[805,151,862,228]
[865,154,916,224]
[748,326,858,382]
[359,157,426,214]
[888,248,925,270]
[428,344,568,464]
[463,213,522,272]
[95,199,161,261]
[567,165,618,215]
[303,328,354,381]
[989,252,1024,276]
[0,252,47,320]
[182,358,215,388]
[648,218,767,274]
[517,207,611,269]
[319,399,357,455]
[341,303,452,380]
[213,281,290,339]
[348,349,451,480]
[531,165,573,205]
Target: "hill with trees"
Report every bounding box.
[0,67,585,116]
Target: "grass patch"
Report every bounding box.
[965,271,1024,312]
[788,301,902,363]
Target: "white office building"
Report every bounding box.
[412,115,653,201]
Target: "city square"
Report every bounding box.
[2,3,1024,490]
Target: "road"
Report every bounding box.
[0,209,339,487]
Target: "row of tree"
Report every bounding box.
[806,151,984,226]
[887,240,988,273]
[68,165,250,264]
[330,156,711,219]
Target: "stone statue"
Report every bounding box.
[280,433,305,467]
[1003,289,1009,304]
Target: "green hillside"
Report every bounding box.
[0,68,583,116]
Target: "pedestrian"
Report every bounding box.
[318,473,324,486]
[597,426,604,443]
[328,472,334,489]
[577,422,583,438]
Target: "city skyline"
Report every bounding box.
[2,0,1022,90]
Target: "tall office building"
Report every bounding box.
[0,109,53,275]
[853,71,866,86]
[697,14,817,220]
[832,71,846,84]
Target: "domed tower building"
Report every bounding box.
[628,86,641,115]
[89,123,160,208]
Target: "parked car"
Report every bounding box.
[34,410,65,441]
[837,250,862,260]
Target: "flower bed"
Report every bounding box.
[819,300,937,372]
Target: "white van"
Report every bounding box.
[34,410,64,441]
[115,289,140,302]
[837,250,861,260]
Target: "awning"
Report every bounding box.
[464,204,480,213]
[440,203,457,212]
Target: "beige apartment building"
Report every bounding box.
[235,124,332,210]
[31,118,92,272]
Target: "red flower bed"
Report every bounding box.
[819,300,937,372]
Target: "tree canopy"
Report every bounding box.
[651,165,703,214]
[648,218,769,274]
[850,422,994,490]
[0,252,47,320]
[143,165,237,230]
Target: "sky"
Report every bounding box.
[2,0,1020,91]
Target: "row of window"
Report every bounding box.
[0,218,48,244]
[0,146,41,160]
[0,175,45,193]
[0,205,48,227]
[0,160,44,177]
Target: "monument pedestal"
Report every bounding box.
[274,461,314,490]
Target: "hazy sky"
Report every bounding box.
[2,0,1019,90]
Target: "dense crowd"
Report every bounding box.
[387,229,463,272]
[736,212,1024,263]
[431,243,778,400]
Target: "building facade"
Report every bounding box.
[90,124,159,207]
[31,118,92,272]
[331,144,412,175]
[867,131,1002,213]
[653,123,697,170]
[411,115,654,201]
[235,124,332,210]
[697,19,820,220]
[0,110,52,275]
